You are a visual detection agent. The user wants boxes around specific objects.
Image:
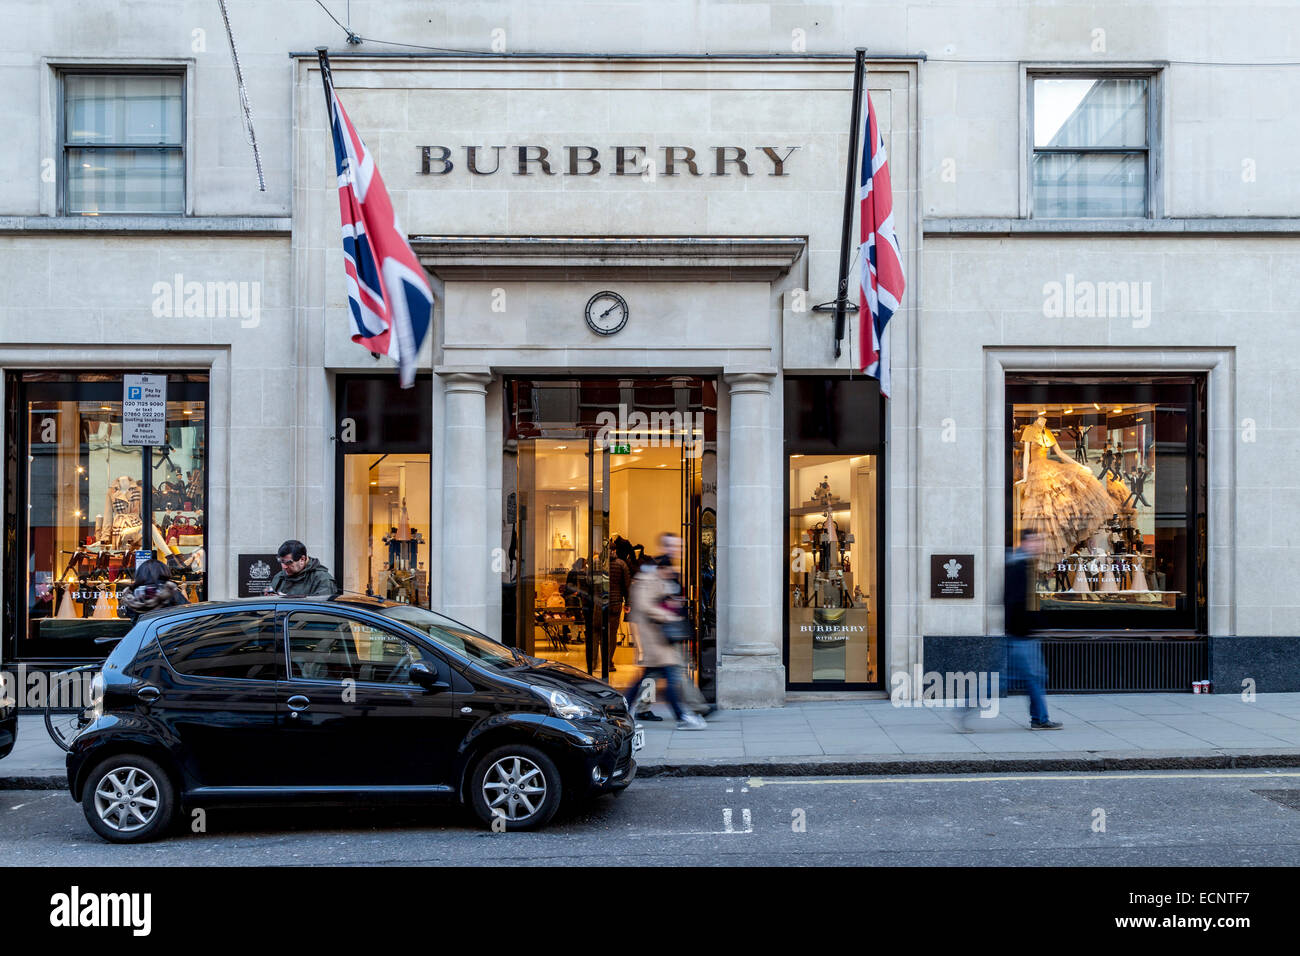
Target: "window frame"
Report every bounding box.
[156,608,283,683]
[3,370,210,665]
[1021,63,1165,220]
[1004,375,1206,633]
[781,376,887,692]
[57,65,188,217]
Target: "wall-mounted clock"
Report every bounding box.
[584,290,629,336]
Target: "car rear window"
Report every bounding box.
[158,610,279,681]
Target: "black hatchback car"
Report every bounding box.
[66,594,640,842]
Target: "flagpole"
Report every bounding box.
[832,47,867,359]
[316,46,334,107]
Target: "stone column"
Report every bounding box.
[718,369,785,708]
[438,368,493,633]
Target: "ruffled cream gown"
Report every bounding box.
[1017,423,1115,560]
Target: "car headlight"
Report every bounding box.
[533,686,594,720]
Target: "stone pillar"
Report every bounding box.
[438,368,493,633]
[718,369,785,709]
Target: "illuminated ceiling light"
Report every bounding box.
[1063,407,1074,414]
[369,480,377,486]
[100,405,110,411]
[183,409,192,416]
[1093,403,1101,410]
[791,454,804,459]
[657,464,666,468]
[1113,407,1123,414]
[556,445,567,450]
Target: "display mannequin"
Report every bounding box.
[1069,551,1092,593]
[1016,417,1115,561]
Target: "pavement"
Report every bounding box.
[5,691,1300,788]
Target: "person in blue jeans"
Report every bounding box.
[1004,529,1061,730]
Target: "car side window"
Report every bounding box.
[158,610,280,681]
[287,612,439,686]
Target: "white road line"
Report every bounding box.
[747,770,1300,788]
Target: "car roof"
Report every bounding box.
[148,592,402,618]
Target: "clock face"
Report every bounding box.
[584,291,629,336]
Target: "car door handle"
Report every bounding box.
[136,686,161,704]
[287,695,311,715]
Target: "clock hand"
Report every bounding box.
[600,304,619,318]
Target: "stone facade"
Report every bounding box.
[1,2,1297,700]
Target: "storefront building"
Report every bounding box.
[3,2,1299,702]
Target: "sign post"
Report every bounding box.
[123,374,168,562]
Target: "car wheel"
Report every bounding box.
[81,754,177,844]
[469,744,562,831]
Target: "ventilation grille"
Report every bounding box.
[1042,638,1208,692]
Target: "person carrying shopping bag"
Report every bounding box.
[623,533,706,730]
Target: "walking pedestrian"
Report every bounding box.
[1004,529,1061,730]
[624,533,706,730]
[267,539,339,596]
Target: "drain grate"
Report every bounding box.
[1253,789,1300,811]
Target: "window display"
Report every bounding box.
[6,372,208,661]
[787,455,879,684]
[1007,378,1205,629]
[334,374,434,607]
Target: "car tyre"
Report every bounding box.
[81,754,177,844]
[468,744,562,831]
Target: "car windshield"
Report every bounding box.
[377,605,520,670]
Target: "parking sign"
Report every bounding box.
[122,374,167,446]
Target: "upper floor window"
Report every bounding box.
[1031,74,1153,218]
[63,72,184,215]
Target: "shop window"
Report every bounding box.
[335,376,431,605]
[787,455,879,684]
[63,72,185,215]
[1030,73,1155,218]
[784,376,884,689]
[1007,378,1205,630]
[5,372,208,661]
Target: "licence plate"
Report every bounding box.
[632,729,645,752]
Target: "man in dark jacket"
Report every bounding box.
[268,540,339,596]
[1004,530,1061,730]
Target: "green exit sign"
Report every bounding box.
[610,443,631,455]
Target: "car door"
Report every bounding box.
[152,608,283,787]
[277,609,460,789]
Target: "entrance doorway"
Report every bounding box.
[503,378,717,699]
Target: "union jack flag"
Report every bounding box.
[858,91,906,398]
[323,60,432,387]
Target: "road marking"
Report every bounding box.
[722,808,753,833]
[747,770,1300,788]
[9,803,26,810]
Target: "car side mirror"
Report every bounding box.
[409,661,446,691]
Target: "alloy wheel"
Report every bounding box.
[481,755,547,821]
[92,766,161,833]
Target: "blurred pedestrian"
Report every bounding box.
[624,533,705,730]
[1004,529,1061,730]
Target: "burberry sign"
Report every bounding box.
[417,145,800,178]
